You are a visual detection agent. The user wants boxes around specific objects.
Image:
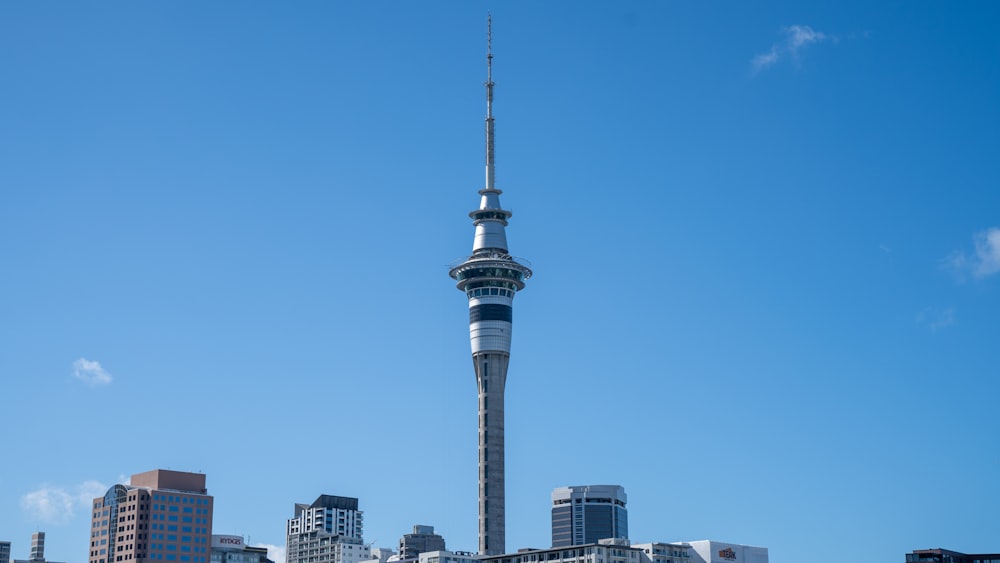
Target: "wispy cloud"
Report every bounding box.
[752,25,831,74]
[916,307,956,332]
[945,227,1000,280]
[253,544,286,563]
[72,358,113,385]
[21,480,107,524]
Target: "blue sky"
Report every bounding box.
[1,2,998,563]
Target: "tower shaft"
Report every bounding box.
[474,352,507,555]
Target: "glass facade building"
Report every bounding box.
[551,486,628,548]
[88,470,214,563]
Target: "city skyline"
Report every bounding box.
[2,3,999,563]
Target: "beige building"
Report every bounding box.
[89,469,214,563]
[11,533,65,563]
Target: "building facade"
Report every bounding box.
[417,551,478,563]
[286,495,370,563]
[905,549,1000,563]
[448,17,532,556]
[88,469,214,563]
[359,548,395,563]
[481,539,645,563]
[632,543,692,563]
[685,541,767,563]
[1,540,10,563]
[30,533,44,563]
[399,527,445,559]
[10,533,65,563]
[551,486,628,547]
[209,535,271,563]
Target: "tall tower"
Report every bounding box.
[448,16,532,556]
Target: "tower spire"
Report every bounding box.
[485,13,495,191]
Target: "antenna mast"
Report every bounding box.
[485,13,496,191]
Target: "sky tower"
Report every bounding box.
[448,16,532,557]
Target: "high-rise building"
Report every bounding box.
[398,526,445,559]
[10,533,64,563]
[1,540,12,563]
[29,533,44,563]
[448,17,532,556]
[88,469,214,563]
[285,495,370,563]
[551,486,628,547]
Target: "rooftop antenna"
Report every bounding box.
[485,12,496,191]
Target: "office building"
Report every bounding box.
[210,536,271,563]
[399,526,445,559]
[685,541,767,563]
[286,494,370,563]
[905,549,1000,563]
[448,17,532,555]
[1,540,10,563]
[551,486,628,547]
[30,534,44,563]
[10,533,64,563]
[11,533,64,563]
[88,469,214,563]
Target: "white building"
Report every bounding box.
[286,495,370,563]
[632,542,692,563]
[481,539,763,563]
[210,535,270,563]
[685,541,767,563]
[418,551,479,563]
[359,548,396,563]
[481,539,646,563]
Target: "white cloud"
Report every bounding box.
[253,544,286,563]
[21,480,108,524]
[21,487,74,524]
[72,358,113,385]
[945,227,1000,280]
[916,307,955,332]
[80,480,109,501]
[786,25,828,54]
[752,24,831,74]
[971,228,1000,277]
[751,47,779,72]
